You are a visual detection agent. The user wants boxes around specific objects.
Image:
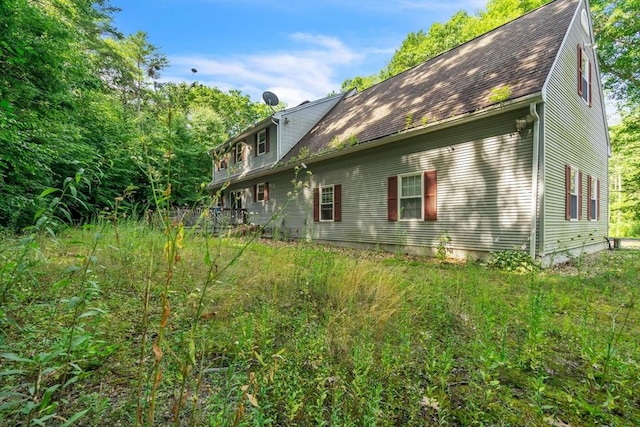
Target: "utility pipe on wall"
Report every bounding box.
[529,102,541,261]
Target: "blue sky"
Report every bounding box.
[111,0,488,107]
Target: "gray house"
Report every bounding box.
[208,0,609,265]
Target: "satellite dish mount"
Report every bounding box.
[262,91,279,113]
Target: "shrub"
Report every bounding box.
[486,249,540,272]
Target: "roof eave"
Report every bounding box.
[207,161,279,189]
[208,92,543,189]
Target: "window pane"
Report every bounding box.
[570,170,577,193]
[320,187,334,221]
[401,175,421,197]
[257,131,267,154]
[321,187,333,204]
[321,205,333,220]
[570,194,578,219]
[582,57,589,102]
[401,197,421,219]
[591,200,597,219]
[257,184,265,201]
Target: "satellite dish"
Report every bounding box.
[262,91,279,107]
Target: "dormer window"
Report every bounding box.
[257,130,267,155]
[234,143,245,163]
[577,45,592,106]
[255,128,269,156]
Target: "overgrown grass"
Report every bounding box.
[1,221,639,426]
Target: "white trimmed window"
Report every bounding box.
[581,55,590,104]
[577,45,592,106]
[320,186,334,221]
[400,174,423,220]
[565,165,581,220]
[235,143,244,163]
[313,185,342,222]
[570,168,579,220]
[257,130,267,155]
[256,183,266,202]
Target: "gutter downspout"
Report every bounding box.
[529,102,541,261]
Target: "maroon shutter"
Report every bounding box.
[424,171,437,220]
[596,179,600,220]
[577,45,583,96]
[264,182,269,201]
[388,176,398,221]
[587,175,592,220]
[578,171,583,220]
[253,184,257,202]
[254,134,258,157]
[565,165,571,220]
[589,61,593,107]
[334,184,342,222]
[313,188,319,222]
[265,128,270,153]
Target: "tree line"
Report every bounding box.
[0,0,272,230]
[1,0,638,234]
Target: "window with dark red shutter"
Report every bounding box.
[334,184,342,222]
[255,129,267,155]
[578,171,583,220]
[577,45,583,97]
[565,165,571,220]
[387,176,398,221]
[424,171,437,221]
[587,175,592,220]
[577,45,592,106]
[565,165,580,220]
[313,188,319,222]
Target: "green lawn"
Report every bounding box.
[1,222,639,426]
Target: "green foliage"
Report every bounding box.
[591,0,640,107]
[488,85,513,104]
[609,108,640,236]
[436,231,453,260]
[486,248,540,272]
[2,226,639,425]
[0,0,271,231]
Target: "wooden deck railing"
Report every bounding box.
[170,207,248,229]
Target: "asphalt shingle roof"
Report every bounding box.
[282,0,578,162]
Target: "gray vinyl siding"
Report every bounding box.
[212,123,277,185]
[231,169,313,239]
[243,108,535,254]
[277,95,343,159]
[541,1,609,255]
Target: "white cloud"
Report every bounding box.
[160,0,490,107]
[168,33,364,107]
